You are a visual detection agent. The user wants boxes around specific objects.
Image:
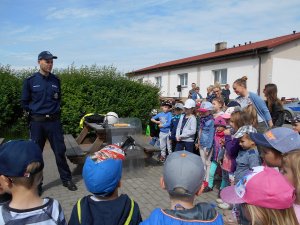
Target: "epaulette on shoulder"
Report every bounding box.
[26,74,36,80]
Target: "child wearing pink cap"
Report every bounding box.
[197,101,215,188]
[203,117,226,193]
[221,166,298,225]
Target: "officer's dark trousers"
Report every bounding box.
[30,120,72,182]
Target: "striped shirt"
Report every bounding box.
[0,197,66,225]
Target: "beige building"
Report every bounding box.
[128,32,300,99]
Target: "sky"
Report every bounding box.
[1,0,300,73]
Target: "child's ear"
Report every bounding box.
[195,183,205,196]
[0,175,13,190]
[160,177,166,190]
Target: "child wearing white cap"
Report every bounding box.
[175,99,197,152]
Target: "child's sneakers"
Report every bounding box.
[216,198,223,204]
[218,202,232,210]
[159,156,166,163]
[203,186,213,193]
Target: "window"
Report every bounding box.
[213,69,227,85]
[137,78,143,83]
[178,73,188,87]
[155,76,162,87]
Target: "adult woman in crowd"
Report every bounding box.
[233,76,273,133]
[191,86,203,103]
[206,85,214,102]
[264,83,284,127]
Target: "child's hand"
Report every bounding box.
[224,129,231,136]
[176,137,181,142]
[158,124,163,128]
[219,139,225,146]
[195,143,199,150]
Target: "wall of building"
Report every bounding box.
[265,39,300,98]
[132,57,260,99]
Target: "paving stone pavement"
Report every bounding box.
[42,142,236,224]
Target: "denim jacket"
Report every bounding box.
[199,119,215,149]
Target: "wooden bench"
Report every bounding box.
[131,135,160,158]
[0,138,4,145]
[64,134,86,164]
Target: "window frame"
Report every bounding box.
[178,73,188,87]
[155,76,162,88]
[213,69,227,86]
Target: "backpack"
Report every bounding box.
[76,197,135,225]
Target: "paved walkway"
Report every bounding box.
[42,143,236,224]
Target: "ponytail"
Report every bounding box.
[234,76,248,88]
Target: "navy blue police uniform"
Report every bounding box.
[21,51,76,191]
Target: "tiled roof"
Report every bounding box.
[130,32,300,75]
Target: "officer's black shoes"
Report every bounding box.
[62,180,78,191]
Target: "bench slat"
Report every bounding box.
[0,138,4,145]
[64,134,85,156]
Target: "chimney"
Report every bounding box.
[215,42,227,51]
[293,30,296,34]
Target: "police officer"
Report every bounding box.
[21,51,77,191]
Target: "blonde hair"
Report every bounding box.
[283,150,300,203]
[243,104,258,128]
[13,162,43,189]
[230,109,252,130]
[246,204,298,225]
[234,76,248,88]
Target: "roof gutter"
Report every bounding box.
[128,48,271,76]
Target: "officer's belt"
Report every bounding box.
[31,113,60,122]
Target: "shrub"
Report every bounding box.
[0,65,23,128]
[59,65,160,134]
[0,64,160,137]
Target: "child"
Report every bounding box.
[151,101,173,162]
[217,110,255,211]
[0,140,66,224]
[232,125,261,184]
[282,150,300,223]
[212,97,224,118]
[148,109,160,147]
[204,116,227,193]
[291,115,300,134]
[170,103,184,152]
[221,166,298,225]
[198,101,215,187]
[141,151,224,225]
[69,145,142,225]
[250,127,300,168]
[175,99,197,152]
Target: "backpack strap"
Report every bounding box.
[77,198,82,224]
[124,198,135,225]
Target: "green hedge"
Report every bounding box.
[0,65,160,137]
[0,65,23,127]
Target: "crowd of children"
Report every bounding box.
[1,82,300,224]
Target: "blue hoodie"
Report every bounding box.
[141,203,223,225]
[152,112,172,133]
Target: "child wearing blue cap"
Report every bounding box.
[250,127,300,169]
[0,140,66,224]
[69,145,142,225]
